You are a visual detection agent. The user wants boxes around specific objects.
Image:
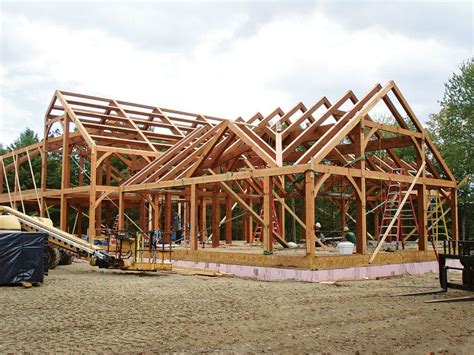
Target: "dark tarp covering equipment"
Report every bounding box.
[0,232,47,285]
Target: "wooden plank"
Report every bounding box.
[364,120,423,138]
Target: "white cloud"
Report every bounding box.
[0,5,471,145]
[0,95,35,144]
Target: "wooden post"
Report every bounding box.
[263,175,273,253]
[200,196,206,243]
[164,192,171,243]
[374,207,380,239]
[0,160,3,195]
[13,154,18,209]
[291,198,296,243]
[225,195,232,244]
[60,115,70,232]
[305,170,315,256]
[104,160,111,228]
[88,149,97,244]
[60,197,69,233]
[182,189,188,244]
[40,139,48,218]
[190,184,198,251]
[78,155,84,186]
[340,200,347,230]
[77,207,83,237]
[279,176,285,241]
[416,139,428,251]
[243,211,248,243]
[153,193,160,231]
[450,188,459,242]
[248,200,253,242]
[118,192,125,230]
[211,190,220,248]
[354,122,367,254]
[139,198,147,233]
[95,164,103,233]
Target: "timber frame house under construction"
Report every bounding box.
[0,81,459,265]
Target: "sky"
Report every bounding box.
[0,0,472,146]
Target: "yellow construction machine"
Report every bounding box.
[0,206,172,272]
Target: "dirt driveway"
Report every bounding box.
[0,262,472,353]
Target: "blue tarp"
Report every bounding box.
[0,232,47,284]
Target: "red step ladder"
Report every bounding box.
[379,168,418,249]
[251,200,281,243]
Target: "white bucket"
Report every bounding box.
[337,242,354,255]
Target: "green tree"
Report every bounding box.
[427,58,474,239]
[8,128,40,151]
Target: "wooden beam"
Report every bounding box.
[335,135,413,155]
[123,160,456,193]
[97,145,161,158]
[364,120,423,138]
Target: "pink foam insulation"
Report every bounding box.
[172,259,462,282]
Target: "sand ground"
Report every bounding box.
[0,262,473,354]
